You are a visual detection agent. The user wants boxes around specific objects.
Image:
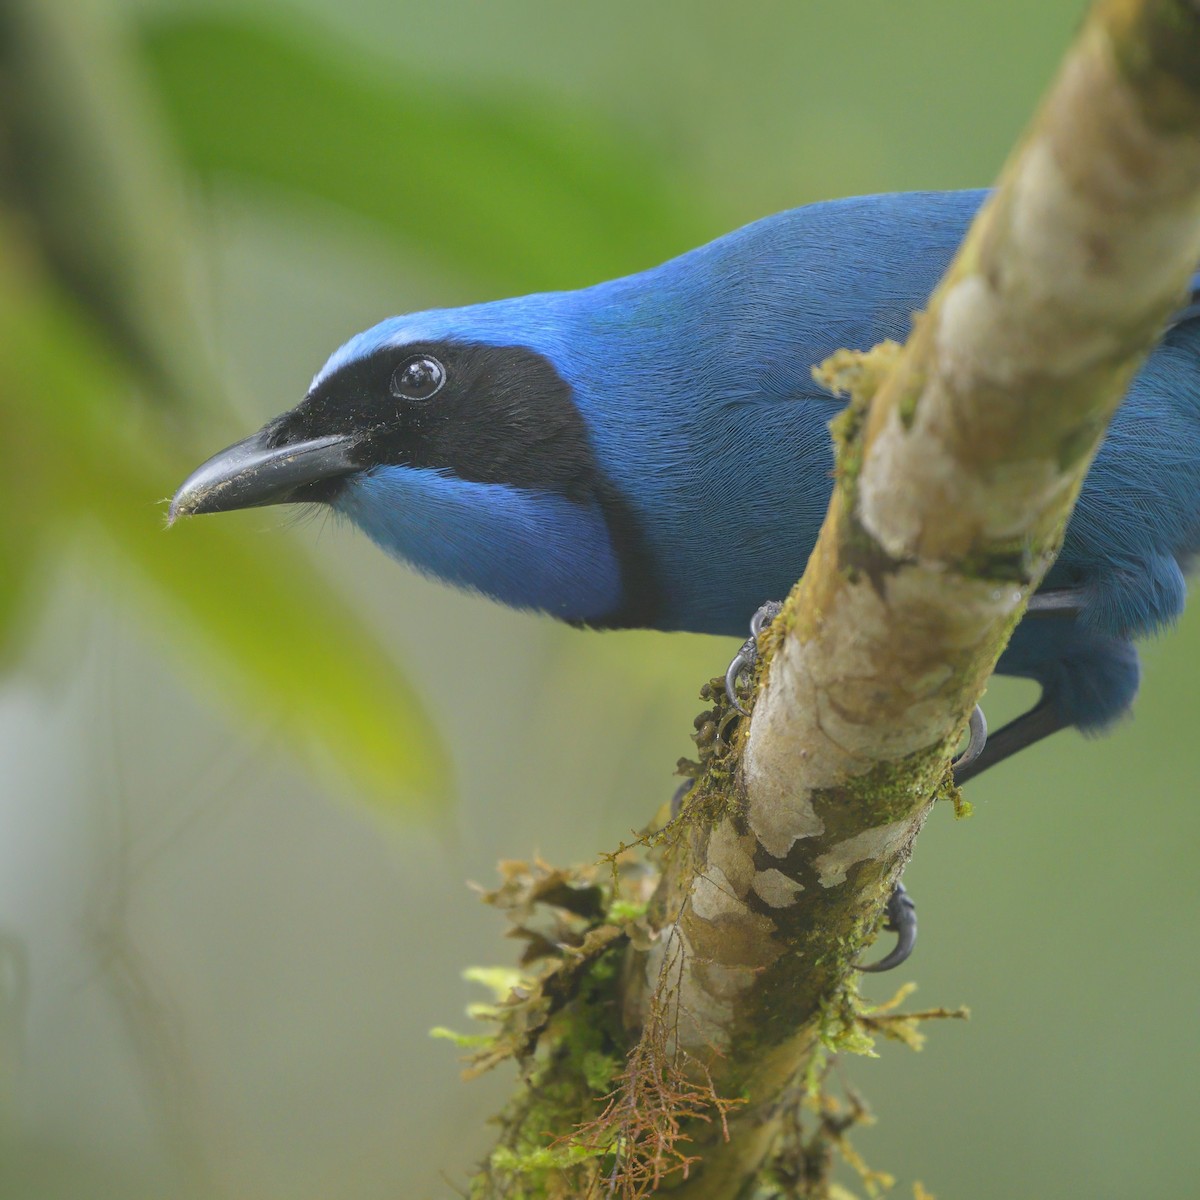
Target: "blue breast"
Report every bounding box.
[336,466,624,621]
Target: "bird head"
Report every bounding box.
[170,306,653,625]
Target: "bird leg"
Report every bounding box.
[716,588,1081,972]
[722,603,994,972]
[854,593,1079,966]
[858,881,918,973]
[952,697,1067,784]
[940,586,1081,782]
[1026,588,1086,616]
[724,602,988,771]
[852,707,986,971]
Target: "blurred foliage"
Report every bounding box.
[0,247,448,804]
[138,12,716,294]
[2,1,457,810]
[0,0,722,813]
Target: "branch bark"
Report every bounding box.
[473,2,1200,1195]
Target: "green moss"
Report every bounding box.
[580,1048,622,1093]
[818,342,903,489]
[606,896,649,924]
[896,369,925,430]
[479,1139,609,1200]
[817,979,879,1059]
[829,404,866,484]
[813,742,946,835]
[428,1026,494,1049]
[474,935,630,1198]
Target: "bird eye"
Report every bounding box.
[390,354,446,401]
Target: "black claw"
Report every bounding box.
[859,881,917,973]
[724,645,754,715]
[1026,588,1085,616]
[723,601,783,715]
[952,704,988,773]
[670,779,693,818]
[749,601,783,639]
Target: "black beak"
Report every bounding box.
[169,429,357,524]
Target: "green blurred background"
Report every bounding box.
[3,1,1198,1196]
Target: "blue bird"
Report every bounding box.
[171,188,1200,963]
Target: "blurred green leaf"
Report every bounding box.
[1,1,204,410]
[0,238,448,809]
[0,520,38,670]
[0,413,43,665]
[0,0,449,813]
[137,12,716,294]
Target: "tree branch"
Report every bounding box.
[471,2,1200,1195]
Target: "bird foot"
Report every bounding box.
[858,881,917,972]
[724,602,989,777]
[724,600,783,714]
[723,602,987,976]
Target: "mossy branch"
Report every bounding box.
[467,3,1200,1196]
